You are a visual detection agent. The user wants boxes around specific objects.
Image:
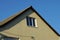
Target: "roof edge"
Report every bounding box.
[0,6,32,26]
[30,6,60,36]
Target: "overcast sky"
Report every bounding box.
[0,0,60,34]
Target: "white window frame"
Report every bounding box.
[26,17,38,27]
[35,19,38,27]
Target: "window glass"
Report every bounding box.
[26,17,36,27]
[4,37,18,40]
[0,34,19,40]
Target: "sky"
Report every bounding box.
[0,0,60,34]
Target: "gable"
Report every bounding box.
[0,6,60,37]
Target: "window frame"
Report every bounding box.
[26,17,37,27]
[3,37,19,40]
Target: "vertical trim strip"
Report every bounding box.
[35,19,38,27]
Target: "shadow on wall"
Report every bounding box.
[0,9,33,31]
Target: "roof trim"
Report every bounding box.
[0,6,60,36]
[0,6,31,26]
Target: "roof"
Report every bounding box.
[0,6,31,26]
[0,6,60,36]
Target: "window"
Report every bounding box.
[4,37,18,40]
[0,34,19,40]
[26,17,37,27]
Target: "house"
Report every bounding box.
[0,6,60,40]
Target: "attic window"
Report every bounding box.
[26,17,37,27]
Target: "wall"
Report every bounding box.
[0,9,59,40]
